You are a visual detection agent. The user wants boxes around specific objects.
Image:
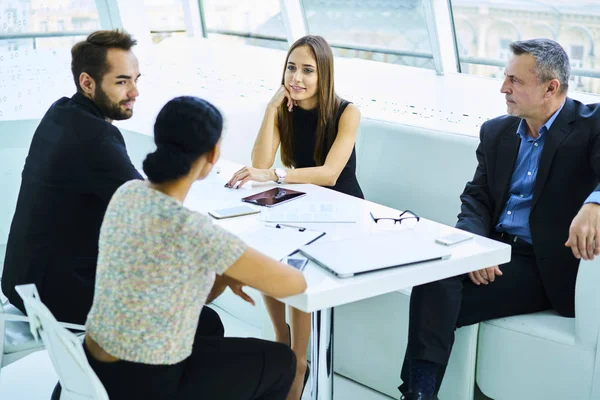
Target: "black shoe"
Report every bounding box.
[50,382,61,400]
[288,323,311,397]
[400,392,438,400]
[301,364,310,397]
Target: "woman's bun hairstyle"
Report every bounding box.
[143,96,223,183]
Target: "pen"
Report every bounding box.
[276,223,306,232]
[264,223,306,232]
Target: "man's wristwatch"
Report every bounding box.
[274,168,287,184]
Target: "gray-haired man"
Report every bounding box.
[399,38,600,400]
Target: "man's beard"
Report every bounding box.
[94,85,133,121]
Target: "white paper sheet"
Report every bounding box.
[238,225,326,261]
[259,203,357,223]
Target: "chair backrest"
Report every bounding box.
[575,257,600,348]
[15,284,108,400]
[355,118,479,226]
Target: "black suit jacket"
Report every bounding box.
[456,98,600,317]
[2,93,142,324]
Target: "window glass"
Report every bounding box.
[144,0,187,44]
[302,0,434,69]
[0,1,101,120]
[203,0,289,51]
[1,0,100,52]
[451,0,600,94]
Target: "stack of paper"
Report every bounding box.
[238,226,325,261]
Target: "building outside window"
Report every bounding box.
[302,0,435,69]
[451,0,600,94]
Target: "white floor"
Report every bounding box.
[0,305,394,400]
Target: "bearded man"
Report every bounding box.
[2,30,143,324]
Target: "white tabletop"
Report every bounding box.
[185,160,511,313]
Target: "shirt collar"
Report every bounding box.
[71,92,106,119]
[516,99,566,139]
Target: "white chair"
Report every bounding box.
[0,297,46,377]
[15,284,107,400]
[476,257,600,399]
[330,288,480,400]
[327,119,482,399]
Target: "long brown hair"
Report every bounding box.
[278,35,342,167]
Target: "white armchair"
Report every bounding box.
[15,284,106,400]
[333,288,480,399]
[0,298,45,377]
[476,257,600,399]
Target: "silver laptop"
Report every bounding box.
[299,231,452,278]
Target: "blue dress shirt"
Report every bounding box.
[496,103,565,243]
[496,101,600,243]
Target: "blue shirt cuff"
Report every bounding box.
[584,192,600,205]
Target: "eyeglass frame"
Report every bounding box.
[370,209,420,226]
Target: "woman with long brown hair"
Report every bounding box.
[226,35,363,400]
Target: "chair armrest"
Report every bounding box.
[1,314,29,323]
[0,301,5,366]
[592,327,600,399]
[1,313,86,331]
[575,257,600,347]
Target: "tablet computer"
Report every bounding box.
[242,187,306,207]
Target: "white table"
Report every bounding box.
[184,160,511,400]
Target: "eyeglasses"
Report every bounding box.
[370,210,420,229]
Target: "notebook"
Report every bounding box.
[259,202,357,223]
[299,231,451,278]
[238,225,325,261]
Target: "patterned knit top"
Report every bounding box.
[85,180,246,365]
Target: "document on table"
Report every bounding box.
[259,202,357,223]
[238,225,326,261]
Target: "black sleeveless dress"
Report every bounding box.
[290,100,364,199]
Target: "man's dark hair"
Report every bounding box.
[71,30,137,93]
[510,38,571,94]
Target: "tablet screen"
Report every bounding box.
[242,187,306,207]
[286,257,308,271]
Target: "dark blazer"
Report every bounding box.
[2,93,142,324]
[456,97,600,317]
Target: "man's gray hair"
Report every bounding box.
[509,38,571,94]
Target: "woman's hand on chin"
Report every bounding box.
[268,85,296,112]
[225,166,276,189]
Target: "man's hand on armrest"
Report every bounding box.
[565,202,600,260]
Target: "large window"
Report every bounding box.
[0,0,100,52]
[0,1,99,120]
[202,0,288,50]
[302,0,435,69]
[451,0,600,94]
[144,0,187,44]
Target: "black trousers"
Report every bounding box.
[399,236,554,394]
[82,306,296,400]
